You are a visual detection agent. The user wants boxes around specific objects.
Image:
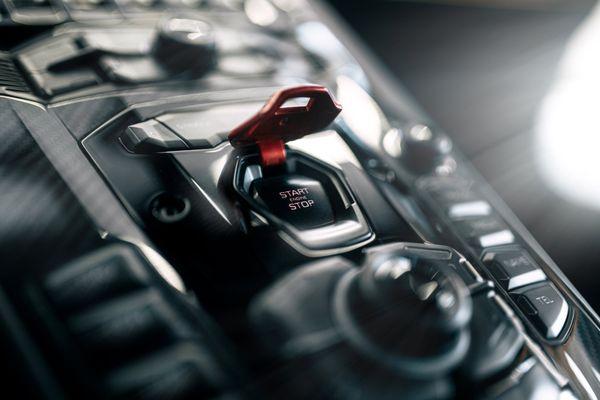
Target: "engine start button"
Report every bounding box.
[251,174,335,230]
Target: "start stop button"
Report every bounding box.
[251,174,335,230]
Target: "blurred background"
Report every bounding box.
[327,0,600,309]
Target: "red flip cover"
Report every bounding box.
[228,85,342,167]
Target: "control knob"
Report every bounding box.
[384,124,453,174]
[152,16,217,76]
[334,247,472,377]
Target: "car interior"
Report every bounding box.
[1,0,600,398]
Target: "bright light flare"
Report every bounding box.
[535,3,600,210]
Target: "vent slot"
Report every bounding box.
[0,54,31,93]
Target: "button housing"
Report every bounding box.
[45,244,150,313]
[106,344,228,399]
[448,200,491,219]
[234,150,373,255]
[120,102,265,154]
[122,119,188,153]
[69,290,190,370]
[99,56,167,84]
[417,176,572,344]
[37,243,236,396]
[156,103,263,149]
[251,174,335,230]
[511,282,570,340]
[483,247,546,290]
[30,68,100,97]
[455,216,515,248]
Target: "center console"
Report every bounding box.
[1,0,599,399]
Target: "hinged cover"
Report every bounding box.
[228,85,342,167]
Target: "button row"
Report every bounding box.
[422,178,516,250]
[420,178,569,341]
[483,247,568,341]
[43,244,231,397]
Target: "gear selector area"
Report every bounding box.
[249,243,526,399]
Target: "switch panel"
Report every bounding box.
[39,243,236,397]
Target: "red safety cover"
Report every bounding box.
[228,85,342,167]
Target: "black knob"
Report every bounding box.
[385,124,453,174]
[334,248,472,377]
[152,16,217,76]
